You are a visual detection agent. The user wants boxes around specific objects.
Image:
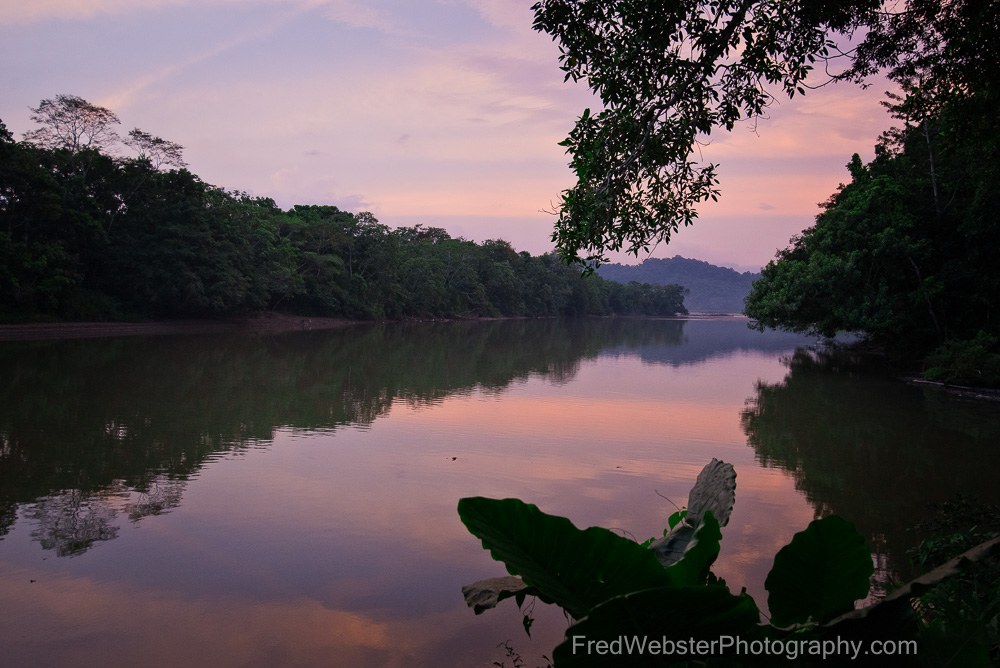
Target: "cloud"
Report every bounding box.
[318,0,401,33]
[0,0,896,269]
[0,0,398,29]
[267,168,373,210]
[0,0,245,25]
[330,192,374,211]
[449,0,535,32]
[0,0,185,24]
[102,9,311,112]
[699,79,891,162]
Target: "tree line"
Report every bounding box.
[0,95,686,322]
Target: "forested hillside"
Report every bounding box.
[597,256,760,313]
[0,97,687,323]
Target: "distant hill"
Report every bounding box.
[596,256,762,314]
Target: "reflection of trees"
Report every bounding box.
[0,318,691,551]
[741,348,1000,588]
[27,490,120,557]
[22,479,185,556]
[124,479,185,522]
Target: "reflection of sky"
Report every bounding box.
[0,345,816,666]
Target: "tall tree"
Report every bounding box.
[744,91,1000,380]
[123,128,187,170]
[23,94,121,155]
[530,0,995,269]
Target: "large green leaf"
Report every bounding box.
[458,497,678,619]
[765,515,874,627]
[552,585,762,667]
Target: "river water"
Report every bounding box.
[1,318,997,666]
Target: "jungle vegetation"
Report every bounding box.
[743,89,1000,384]
[0,96,686,323]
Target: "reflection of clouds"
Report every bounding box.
[232,378,757,560]
[712,466,818,612]
[1,567,392,665]
[421,395,742,445]
[0,564,561,667]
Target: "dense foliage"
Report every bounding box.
[530,0,996,270]
[530,0,874,267]
[907,497,1000,665]
[0,98,686,323]
[744,87,1000,383]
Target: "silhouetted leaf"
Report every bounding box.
[766,515,873,627]
[661,511,722,585]
[458,497,678,619]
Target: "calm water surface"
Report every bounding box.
[1,318,998,666]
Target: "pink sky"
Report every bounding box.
[0,0,894,270]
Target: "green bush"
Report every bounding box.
[923,332,1000,387]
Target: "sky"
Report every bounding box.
[0,0,895,271]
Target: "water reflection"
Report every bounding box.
[1,318,693,553]
[741,347,1000,587]
[4,318,999,666]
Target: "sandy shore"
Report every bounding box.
[0,313,359,341]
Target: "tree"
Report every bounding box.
[23,94,121,154]
[843,0,1000,115]
[123,128,187,170]
[734,0,999,379]
[530,0,995,269]
[280,205,353,315]
[744,89,1000,379]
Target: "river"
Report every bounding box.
[1,317,997,666]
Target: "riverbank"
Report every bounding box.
[0,313,359,341]
[0,312,750,342]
